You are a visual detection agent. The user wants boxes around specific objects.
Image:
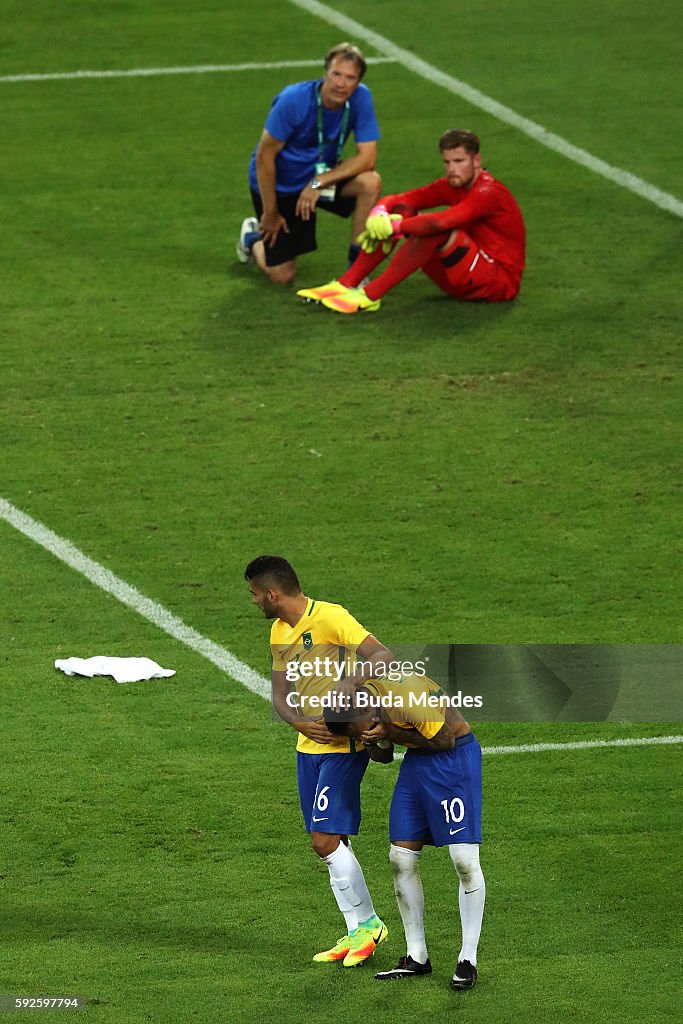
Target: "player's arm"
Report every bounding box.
[366,739,394,764]
[322,612,392,688]
[399,186,500,237]
[382,180,447,214]
[254,130,289,245]
[350,633,395,680]
[361,713,395,763]
[362,719,455,754]
[271,668,334,744]
[364,180,448,242]
[444,703,471,739]
[332,634,395,693]
[323,140,377,185]
[297,140,377,218]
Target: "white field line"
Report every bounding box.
[0,56,396,84]
[0,496,270,701]
[288,0,683,220]
[5,11,679,220]
[481,735,683,756]
[2,497,682,759]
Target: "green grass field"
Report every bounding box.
[1,1,681,1021]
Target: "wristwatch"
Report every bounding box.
[310,178,323,190]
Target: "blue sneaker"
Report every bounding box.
[236,216,260,264]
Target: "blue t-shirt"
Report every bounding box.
[248,79,380,194]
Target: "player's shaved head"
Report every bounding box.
[439,129,480,155]
[324,687,374,734]
[244,555,301,595]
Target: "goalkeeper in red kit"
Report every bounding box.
[297,129,525,313]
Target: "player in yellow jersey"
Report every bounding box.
[324,678,485,991]
[244,555,389,967]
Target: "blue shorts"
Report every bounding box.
[297,748,370,836]
[389,733,482,847]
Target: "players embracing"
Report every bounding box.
[246,555,485,991]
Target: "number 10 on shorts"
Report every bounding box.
[441,797,465,823]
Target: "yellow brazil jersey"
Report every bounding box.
[270,598,370,755]
[364,674,447,748]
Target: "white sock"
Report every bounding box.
[323,841,375,925]
[346,843,378,926]
[389,844,428,963]
[330,879,358,934]
[449,843,485,965]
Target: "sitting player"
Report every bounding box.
[297,128,525,313]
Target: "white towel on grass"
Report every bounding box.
[55,656,175,684]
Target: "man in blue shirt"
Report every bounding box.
[237,43,381,284]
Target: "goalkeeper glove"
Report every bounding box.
[357,229,380,254]
[366,205,405,241]
[357,229,400,255]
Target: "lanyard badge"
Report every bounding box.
[314,85,350,201]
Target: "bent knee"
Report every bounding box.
[265,262,296,285]
[355,170,382,200]
[311,833,340,858]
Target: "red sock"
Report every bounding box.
[364,233,450,300]
[339,244,396,288]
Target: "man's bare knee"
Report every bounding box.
[264,262,296,285]
[355,170,382,201]
[311,832,341,858]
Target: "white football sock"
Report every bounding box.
[329,879,358,934]
[323,841,375,925]
[449,843,485,965]
[346,842,378,926]
[389,843,428,963]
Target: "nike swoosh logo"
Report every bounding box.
[312,816,328,822]
[373,928,385,945]
[449,827,466,836]
[464,888,480,895]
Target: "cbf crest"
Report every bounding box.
[302,631,313,651]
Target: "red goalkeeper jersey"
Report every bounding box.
[384,170,525,279]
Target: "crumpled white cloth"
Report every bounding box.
[54,656,175,684]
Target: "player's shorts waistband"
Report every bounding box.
[453,731,476,748]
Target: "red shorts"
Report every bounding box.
[423,231,520,302]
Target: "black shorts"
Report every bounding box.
[250,184,356,267]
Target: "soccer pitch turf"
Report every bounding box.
[1,1,682,1021]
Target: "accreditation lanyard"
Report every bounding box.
[316,84,350,166]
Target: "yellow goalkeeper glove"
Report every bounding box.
[366,205,405,241]
[357,229,382,254]
[357,229,400,255]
